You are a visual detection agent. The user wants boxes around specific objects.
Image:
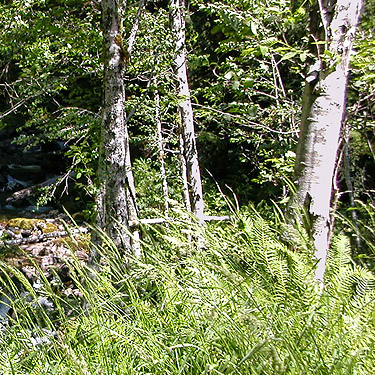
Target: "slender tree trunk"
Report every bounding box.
[123,0,145,258]
[179,130,192,213]
[342,125,361,249]
[96,0,137,256]
[170,0,204,222]
[127,0,145,56]
[154,79,170,215]
[292,0,364,280]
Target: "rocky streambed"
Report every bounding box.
[0,215,90,329]
[0,126,92,343]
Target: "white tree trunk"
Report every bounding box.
[124,0,146,258]
[170,0,204,222]
[97,0,137,255]
[154,79,170,215]
[127,0,145,55]
[293,0,364,280]
[179,131,192,213]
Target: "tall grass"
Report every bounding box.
[0,207,374,374]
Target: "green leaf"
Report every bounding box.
[259,45,268,56]
[211,25,221,34]
[232,80,240,90]
[279,51,298,62]
[243,78,254,88]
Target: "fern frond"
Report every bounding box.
[324,235,375,317]
[326,235,353,280]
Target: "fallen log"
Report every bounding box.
[129,215,231,227]
[5,175,62,203]
[1,227,89,247]
[1,216,230,246]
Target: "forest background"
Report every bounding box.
[0,0,375,373]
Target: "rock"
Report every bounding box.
[23,206,56,215]
[34,297,54,310]
[6,218,45,231]
[5,218,58,234]
[3,204,16,211]
[0,213,89,326]
[40,254,55,272]
[4,229,22,239]
[1,175,28,192]
[32,279,44,290]
[22,265,38,280]
[29,329,57,347]
[0,293,13,322]
[43,222,58,233]
[8,164,44,181]
[21,229,32,237]
[31,244,47,257]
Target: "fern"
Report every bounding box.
[1,208,375,374]
[326,235,353,280]
[326,235,375,308]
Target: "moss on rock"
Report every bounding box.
[42,222,58,233]
[5,218,58,233]
[6,218,45,231]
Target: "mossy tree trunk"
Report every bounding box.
[96,0,138,256]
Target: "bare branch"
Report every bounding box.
[192,103,298,135]
[127,0,145,56]
[0,91,43,120]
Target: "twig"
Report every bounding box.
[192,103,298,135]
[0,91,43,120]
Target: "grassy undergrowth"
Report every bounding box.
[0,208,375,374]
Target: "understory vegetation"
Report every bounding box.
[1,207,374,374]
[1,0,375,373]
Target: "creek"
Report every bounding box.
[0,127,66,217]
[0,128,88,335]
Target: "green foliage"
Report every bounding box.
[338,200,375,268]
[1,0,374,215]
[342,0,375,205]
[132,158,179,217]
[0,0,102,123]
[0,0,102,209]
[1,210,374,374]
[132,157,230,218]
[186,0,309,201]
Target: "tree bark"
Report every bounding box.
[179,130,192,213]
[96,0,137,256]
[170,0,204,222]
[342,125,361,249]
[154,78,170,215]
[292,0,364,280]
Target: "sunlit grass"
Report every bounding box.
[0,208,374,374]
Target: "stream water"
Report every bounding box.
[0,129,84,333]
[0,127,68,218]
